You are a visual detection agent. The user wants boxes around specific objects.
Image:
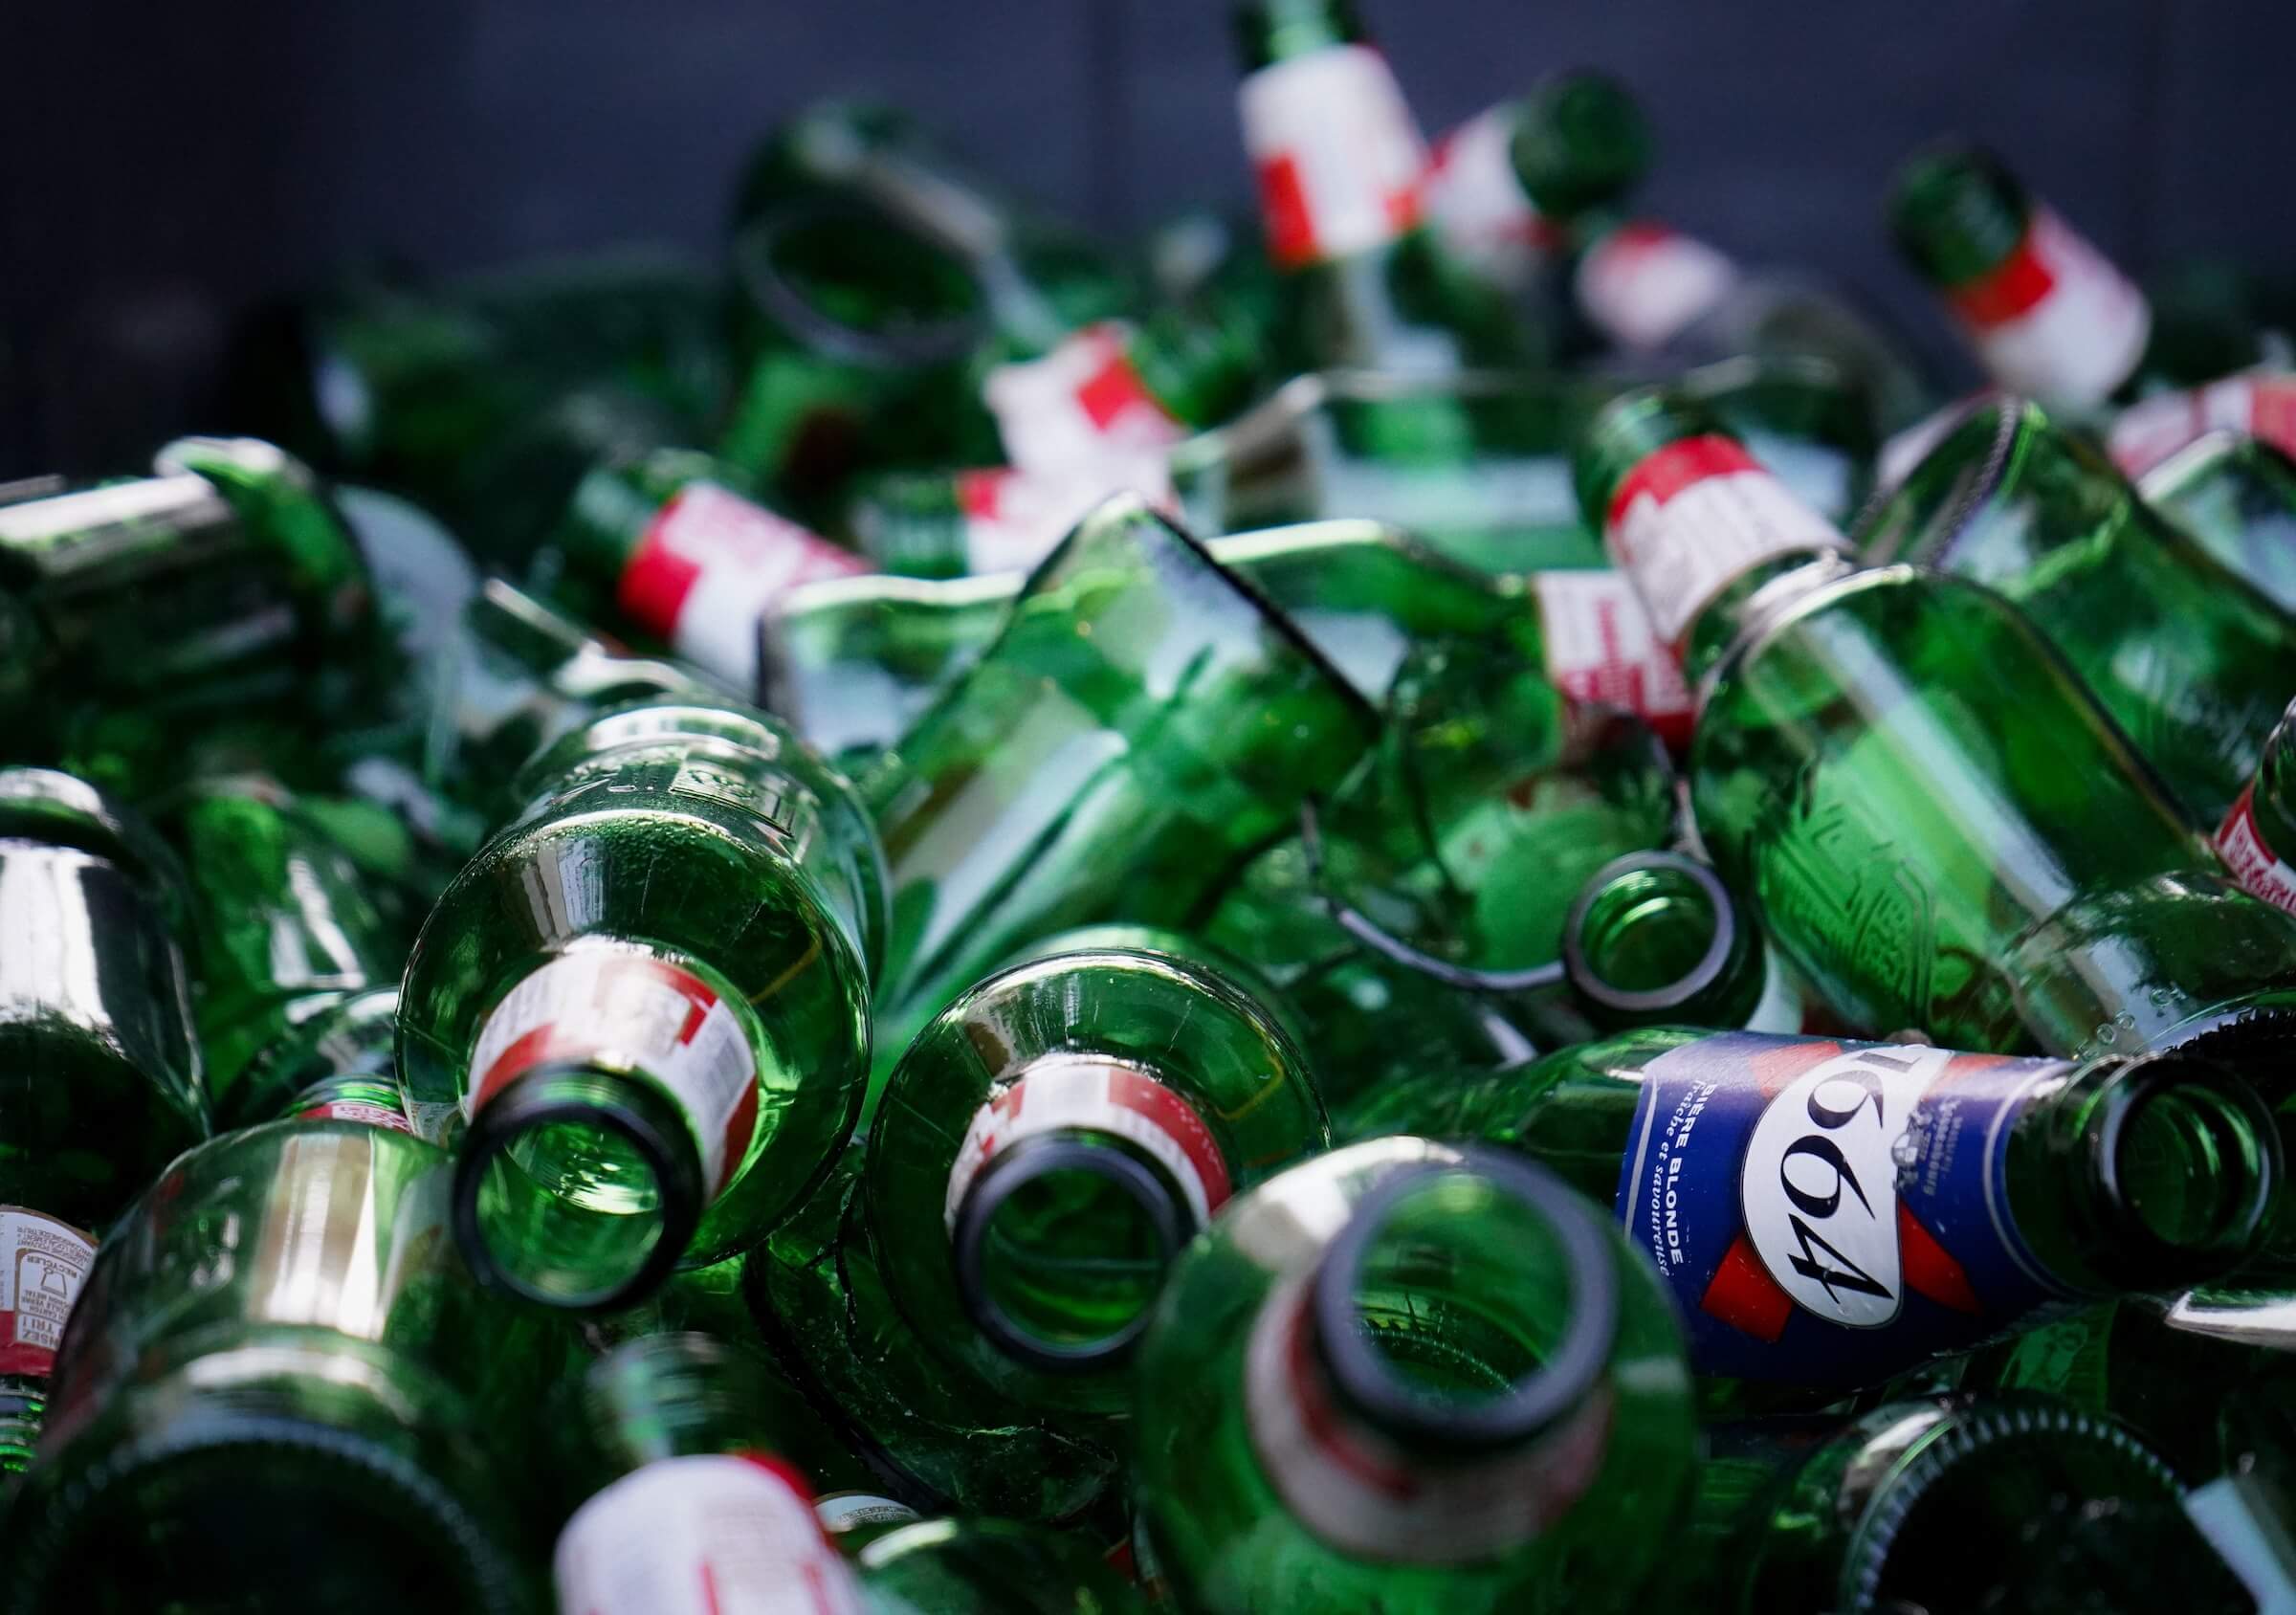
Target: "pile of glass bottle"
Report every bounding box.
[11,2,2296,1610]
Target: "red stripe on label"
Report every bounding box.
[1699,1231,1796,1342]
[1944,221,2057,328]
[956,468,1008,520]
[1072,348,1163,431]
[2253,382,2296,459]
[1287,1300,1417,1500]
[1605,434,1764,531]
[629,956,718,1041]
[699,1561,722,1615]
[1896,1202,1981,1314]
[0,1337,55,1379]
[475,1024,581,1112]
[719,1081,761,1196]
[1745,1037,1843,1099]
[1383,184,1421,236]
[1107,1068,1232,1210]
[1257,154,1317,269]
[618,512,705,642]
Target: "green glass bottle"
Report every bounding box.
[398,697,883,1310]
[550,1332,869,1615]
[865,496,1377,1069]
[1559,850,1804,1034]
[1578,387,2296,1063]
[2137,427,2296,616]
[1132,1138,1695,1615]
[166,773,406,1121]
[1669,1395,2260,1611]
[7,1120,576,1613]
[238,985,412,1133]
[1421,70,1651,295]
[1857,395,2296,822]
[2215,695,2296,916]
[545,447,869,693]
[847,463,1173,581]
[1889,141,2260,413]
[0,438,373,746]
[1234,0,1532,376]
[1335,1026,2276,1388]
[857,1517,1146,1615]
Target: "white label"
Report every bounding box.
[2188,1472,2296,1615]
[1739,1043,1958,1328]
[2216,785,2296,915]
[1240,44,1427,268]
[554,1453,865,1615]
[1954,209,2152,409]
[298,1100,418,1136]
[0,1207,97,1379]
[955,462,1178,577]
[620,482,869,691]
[2111,371,2296,477]
[1423,106,1552,286]
[1242,1274,1611,1562]
[983,322,1186,476]
[1530,569,1695,745]
[1577,223,1739,353]
[1602,436,1850,646]
[813,1492,921,1535]
[942,1055,1231,1232]
[469,951,760,1198]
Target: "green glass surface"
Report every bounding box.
[1132,1138,1695,1615]
[858,1517,1146,1615]
[866,941,1326,1412]
[7,1121,578,1614]
[2139,430,2296,617]
[166,775,404,1117]
[398,697,880,1310]
[238,985,406,1126]
[864,498,1377,1073]
[1668,1396,2258,1611]
[1578,389,2296,1066]
[1859,398,2296,823]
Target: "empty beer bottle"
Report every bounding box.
[547,447,867,693]
[7,1121,573,1613]
[1233,0,1531,375]
[2216,695,2296,916]
[1858,396,2296,822]
[1889,141,2260,413]
[2139,428,2296,616]
[1559,850,1803,1034]
[551,1333,868,1615]
[857,1517,1147,1615]
[1578,387,2296,1063]
[867,496,1376,1063]
[1132,1138,1696,1615]
[398,696,883,1310]
[166,773,405,1121]
[1336,1028,2276,1387]
[1667,1396,2259,1611]
[1422,70,1651,295]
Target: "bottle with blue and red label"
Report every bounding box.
[1337,1025,2279,1390]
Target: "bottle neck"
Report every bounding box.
[1236,27,1428,272]
[1574,218,1741,353]
[2217,698,2296,914]
[1563,852,1793,1032]
[1241,1153,1624,1565]
[944,1054,1222,1371]
[2005,1051,2278,1295]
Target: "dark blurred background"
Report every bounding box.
[9,0,2292,475]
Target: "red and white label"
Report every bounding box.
[2216,784,2296,915]
[0,1208,96,1381]
[470,951,760,1199]
[983,323,1187,476]
[1602,434,1850,648]
[1577,222,1739,353]
[1942,208,2152,408]
[1243,1274,1613,1562]
[812,1492,921,1537]
[298,1099,418,1135]
[1240,44,1427,269]
[1423,106,1558,285]
[554,1453,864,1615]
[1530,570,1695,747]
[952,462,1178,577]
[943,1056,1232,1231]
[618,482,870,689]
[2110,372,2296,478]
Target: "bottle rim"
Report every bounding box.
[1562,850,1742,1018]
[949,1131,1191,1375]
[732,194,988,370]
[1309,1146,1619,1452]
[2079,1049,2281,1286]
[453,1056,704,1314]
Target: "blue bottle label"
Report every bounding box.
[1614,1032,2071,1383]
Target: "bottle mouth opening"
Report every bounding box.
[2088,1052,2279,1282]
[1309,1149,1616,1453]
[951,1133,1189,1374]
[1563,852,1737,1015]
[453,1059,701,1313]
